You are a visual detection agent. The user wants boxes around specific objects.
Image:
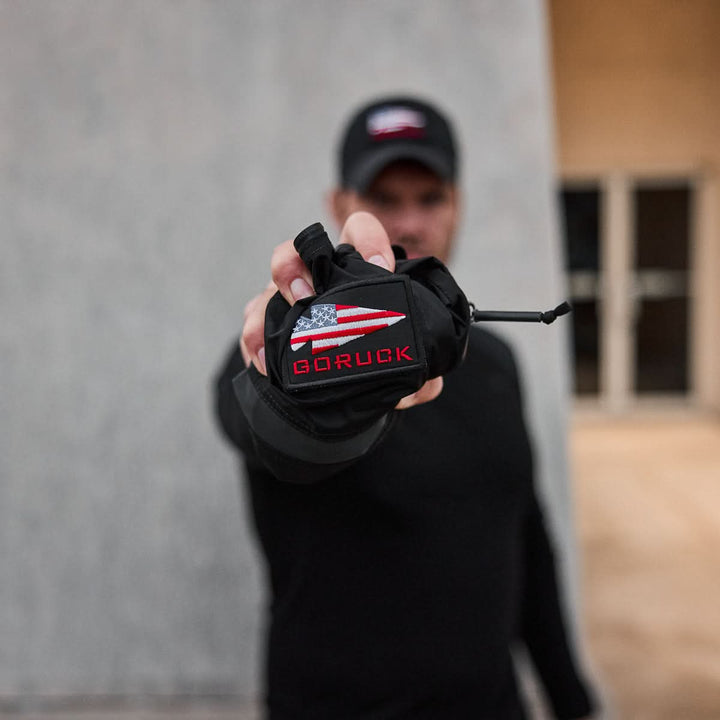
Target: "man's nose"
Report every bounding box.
[392,206,425,238]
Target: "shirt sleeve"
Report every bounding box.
[214,343,255,455]
[520,491,597,719]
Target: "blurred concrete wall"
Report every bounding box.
[0,0,576,700]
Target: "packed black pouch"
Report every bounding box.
[232,222,470,467]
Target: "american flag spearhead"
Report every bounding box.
[290,303,406,355]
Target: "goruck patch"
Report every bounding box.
[283,276,425,392]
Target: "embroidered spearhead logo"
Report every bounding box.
[290,303,406,355]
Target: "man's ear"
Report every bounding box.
[327,188,355,229]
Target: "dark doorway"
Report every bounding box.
[633,184,692,394]
[561,187,601,395]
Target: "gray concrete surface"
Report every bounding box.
[1,0,574,702]
[0,704,257,720]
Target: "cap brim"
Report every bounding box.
[345,144,454,193]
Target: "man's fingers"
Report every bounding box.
[338,211,395,272]
[240,284,277,375]
[244,215,394,376]
[395,376,444,410]
[271,214,392,308]
[270,238,315,306]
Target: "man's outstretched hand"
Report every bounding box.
[239,211,443,409]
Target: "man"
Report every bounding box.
[215,96,596,719]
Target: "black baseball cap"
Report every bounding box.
[338,96,458,193]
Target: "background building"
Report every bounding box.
[550,0,720,414]
[551,4,720,717]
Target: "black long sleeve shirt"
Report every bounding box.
[215,326,595,719]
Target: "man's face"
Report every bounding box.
[331,161,460,264]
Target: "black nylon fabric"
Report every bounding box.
[248,223,471,439]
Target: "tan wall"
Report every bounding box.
[549,0,720,410]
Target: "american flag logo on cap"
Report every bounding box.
[367,107,426,139]
[290,303,406,355]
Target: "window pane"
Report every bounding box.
[561,189,600,271]
[560,187,601,396]
[635,298,689,393]
[633,184,691,395]
[572,300,601,395]
[635,185,690,271]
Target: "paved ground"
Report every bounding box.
[3,415,719,719]
[572,414,720,720]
